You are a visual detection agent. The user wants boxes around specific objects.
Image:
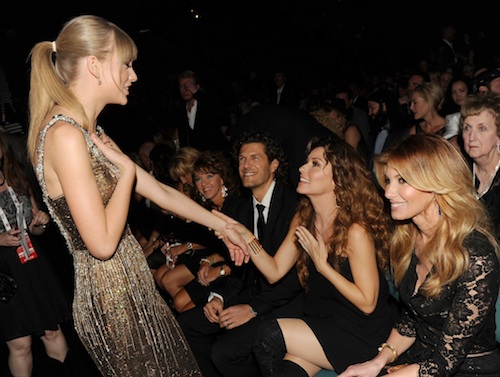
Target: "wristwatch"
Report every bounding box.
[219,265,226,276]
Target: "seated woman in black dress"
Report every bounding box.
[155,150,239,313]
[340,134,500,377]
[216,136,398,376]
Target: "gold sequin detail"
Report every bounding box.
[36,115,202,376]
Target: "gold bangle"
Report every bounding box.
[200,258,212,266]
[248,237,263,255]
[378,343,398,363]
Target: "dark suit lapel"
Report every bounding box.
[263,183,285,247]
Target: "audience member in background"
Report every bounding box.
[137,140,155,174]
[334,86,371,147]
[217,136,398,376]
[178,131,302,377]
[341,134,500,377]
[409,82,460,149]
[271,69,300,108]
[474,68,500,94]
[128,140,157,247]
[432,24,459,74]
[462,92,500,240]
[0,134,72,376]
[168,146,202,190]
[440,76,472,116]
[438,69,454,95]
[310,99,369,163]
[399,72,428,124]
[439,76,473,152]
[171,70,231,152]
[140,142,177,266]
[366,89,411,171]
[156,150,239,313]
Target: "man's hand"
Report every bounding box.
[203,297,223,323]
[217,304,256,330]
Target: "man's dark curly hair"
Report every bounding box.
[231,130,288,183]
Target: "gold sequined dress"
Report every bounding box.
[35,115,202,377]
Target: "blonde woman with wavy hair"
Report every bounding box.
[341,133,500,377]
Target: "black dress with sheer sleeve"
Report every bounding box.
[396,230,500,376]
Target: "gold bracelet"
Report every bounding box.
[200,258,212,266]
[378,343,398,363]
[248,237,263,255]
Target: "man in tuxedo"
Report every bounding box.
[171,70,230,152]
[433,24,459,73]
[177,131,303,377]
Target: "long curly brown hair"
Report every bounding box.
[295,137,393,289]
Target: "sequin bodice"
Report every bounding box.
[35,115,201,376]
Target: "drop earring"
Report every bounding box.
[97,76,102,86]
[221,185,228,198]
[199,192,206,202]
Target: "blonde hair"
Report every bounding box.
[27,15,137,162]
[168,147,202,181]
[413,82,444,112]
[374,134,499,297]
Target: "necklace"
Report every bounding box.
[473,157,500,199]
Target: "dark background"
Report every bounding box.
[1,0,499,152]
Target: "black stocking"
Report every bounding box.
[252,319,308,377]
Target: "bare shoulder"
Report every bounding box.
[348,223,369,239]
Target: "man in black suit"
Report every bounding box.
[171,70,230,152]
[271,69,300,108]
[231,103,341,187]
[177,131,303,377]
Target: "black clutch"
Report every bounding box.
[0,272,17,303]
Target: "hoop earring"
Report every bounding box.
[221,185,228,198]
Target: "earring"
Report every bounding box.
[221,185,228,198]
[97,76,102,86]
[497,145,500,155]
[438,205,442,217]
[199,192,206,202]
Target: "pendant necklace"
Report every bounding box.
[473,157,500,199]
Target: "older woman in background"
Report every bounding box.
[461,92,500,240]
